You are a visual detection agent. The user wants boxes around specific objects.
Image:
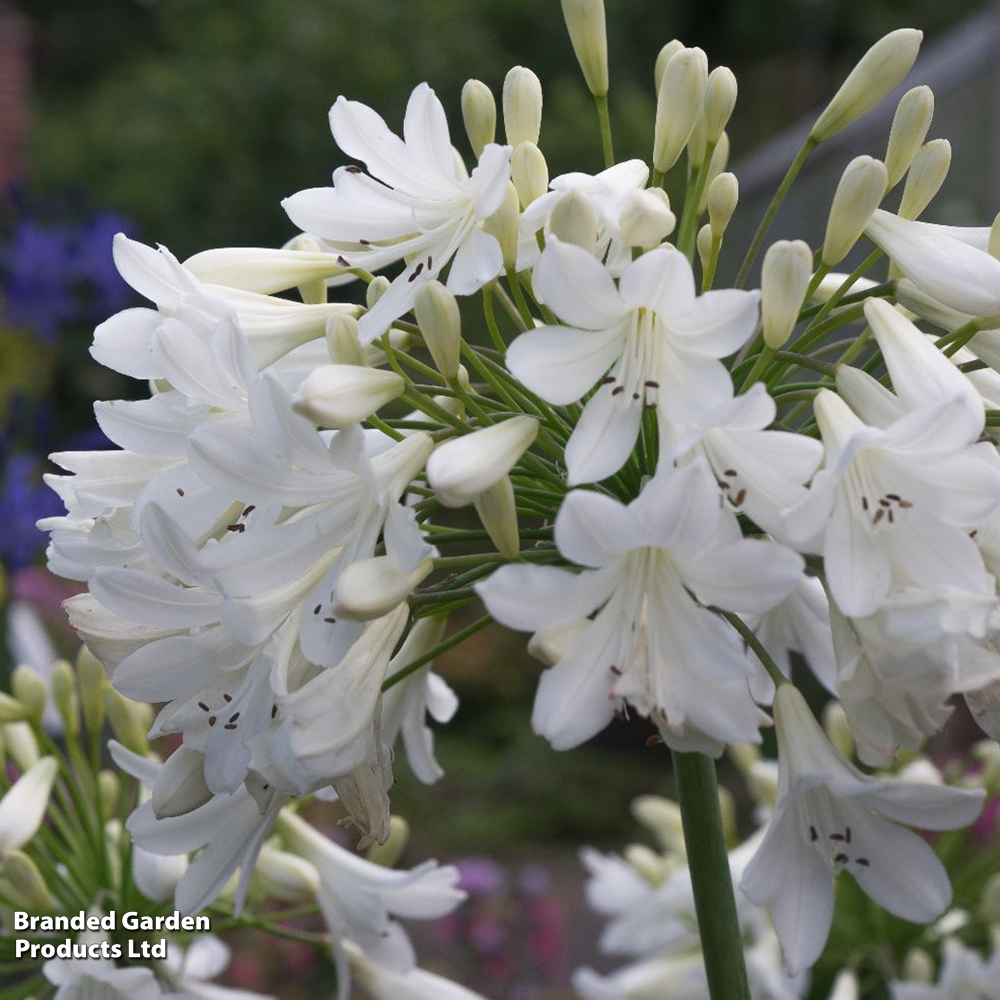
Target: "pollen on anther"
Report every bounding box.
[208,716,217,727]
[873,509,884,525]
[223,693,232,703]
[612,386,625,396]
[855,857,870,866]
[176,488,185,497]
[313,605,322,615]
[224,723,237,730]
[809,826,818,841]
[198,702,210,712]
[324,616,337,624]
[833,852,848,864]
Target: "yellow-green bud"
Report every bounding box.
[104,688,151,755]
[822,155,887,266]
[653,47,708,173]
[0,692,28,724]
[3,850,53,910]
[687,116,709,171]
[707,172,738,238]
[561,0,608,97]
[283,233,328,304]
[414,280,462,380]
[366,275,391,310]
[761,239,812,350]
[482,181,521,270]
[335,555,434,620]
[978,871,1000,923]
[654,40,684,94]
[810,29,923,143]
[366,815,410,868]
[503,66,543,147]
[631,795,684,853]
[704,66,737,145]
[11,666,46,725]
[884,86,934,190]
[50,660,80,738]
[325,314,366,366]
[294,364,406,428]
[718,786,737,844]
[76,646,107,735]
[624,843,671,886]
[461,79,497,158]
[989,213,1000,262]
[255,846,319,903]
[747,760,778,809]
[898,138,951,220]
[696,223,714,273]
[696,132,730,213]
[822,701,855,759]
[548,189,598,253]
[473,475,520,560]
[619,188,675,249]
[152,746,213,819]
[511,141,549,208]
[2,722,39,770]
[98,770,120,821]
[901,948,935,985]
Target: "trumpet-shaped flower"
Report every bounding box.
[477,461,803,752]
[507,238,759,484]
[282,83,512,342]
[741,685,985,974]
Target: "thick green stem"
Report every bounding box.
[671,751,752,1000]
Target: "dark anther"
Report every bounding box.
[224,723,237,730]
[324,616,338,624]
[208,716,217,727]
[873,509,884,525]
[313,605,322,615]
[427,255,433,270]
[845,826,851,843]
[855,857,870,866]
[611,386,625,395]
[609,665,622,675]
[879,498,891,507]
[830,833,844,841]
[359,238,371,245]
[724,469,737,477]
[223,694,232,703]
[734,488,747,506]
[271,705,278,719]
[242,505,256,517]
[337,255,351,267]
[176,488,185,496]
[861,497,869,511]
[229,713,240,723]
[198,702,209,712]
[645,380,660,389]
[809,826,818,841]
[885,493,900,501]
[888,511,895,524]
[345,165,362,173]
[600,376,615,385]
[632,392,640,400]
[227,523,246,533]
[833,853,848,864]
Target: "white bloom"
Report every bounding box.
[282,83,512,342]
[346,941,489,1000]
[507,238,759,484]
[276,809,465,1000]
[784,389,1000,618]
[741,685,985,973]
[0,756,59,851]
[477,462,803,752]
[891,938,1000,1000]
[164,935,274,1000]
[44,955,167,1000]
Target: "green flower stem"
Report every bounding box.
[595,93,615,168]
[735,136,818,288]
[942,316,998,358]
[484,286,507,354]
[702,235,722,292]
[677,147,715,260]
[506,268,536,329]
[382,614,494,689]
[650,169,665,189]
[802,249,883,333]
[494,282,529,330]
[671,750,752,1000]
[425,526,553,543]
[367,414,406,441]
[738,346,774,392]
[717,609,787,687]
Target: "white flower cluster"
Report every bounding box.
[36,2,1000,988]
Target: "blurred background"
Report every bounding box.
[2,1,1000,996]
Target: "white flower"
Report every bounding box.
[345,941,489,1000]
[784,389,1000,618]
[0,756,59,851]
[275,809,465,1000]
[741,684,985,974]
[506,238,759,484]
[282,82,512,342]
[44,956,167,1000]
[164,935,274,1000]
[890,938,1000,1000]
[477,462,803,753]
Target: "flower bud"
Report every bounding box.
[473,475,520,559]
[182,243,347,297]
[653,40,684,94]
[527,620,588,666]
[707,172,738,238]
[978,872,1000,923]
[152,745,213,819]
[284,233,330,304]
[98,770,120,821]
[50,659,80,738]
[2,722,39,770]
[76,645,107,735]
[624,843,671,885]
[810,29,923,143]
[696,223,714,272]
[365,815,410,868]
[822,700,855,759]
[548,190,598,253]
[761,239,812,349]
[366,275,391,309]
[561,0,608,97]
[619,188,676,249]
[687,116,709,171]
[461,79,497,158]
[104,688,151,755]
[511,141,549,208]
[990,213,1000,262]
[11,666,46,726]
[898,138,951,220]
[414,281,462,380]
[631,795,685,854]
[3,850,53,910]
[696,133,730,213]
[325,314,366,366]
[727,742,760,774]
[0,757,58,851]
[704,66,737,145]
[0,691,28,724]
[132,844,187,903]
[294,364,405,428]
[334,555,434,620]
[426,416,539,507]
[901,948,935,984]
[884,86,934,190]
[256,846,320,902]
[828,970,859,1000]
[822,155,887,266]
[503,66,543,147]
[747,760,778,809]
[482,182,521,270]
[654,47,709,173]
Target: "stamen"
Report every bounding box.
[227,523,245,533]
[208,716,217,727]
[324,616,338,624]
[198,702,209,712]
[833,853,848,864]
[855,857,870,866]
[176,488,185,497]
[809,826,818,841]
[872,509,884,525]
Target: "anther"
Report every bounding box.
[324,616,337,624]
[176,488,185,497]
[645,380,660,389]
[223,694,232,703]
[861,497,869,511]
[611,386,625,396]
[208,716,217,727]
[224,723,237,731]
[271,705,278,719]
[242,505,256,517]
[855,857,870,866]
[345,165,362,173]
[337,255,351,267]
[809,826,818,842]
[313,605,322,615]
[734,488,747,507]
[227,523,245,533]
[229,713,240,723]
[833,853,848,864]
[872,509,884,525]
[198,702,209,712]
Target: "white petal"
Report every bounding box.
[403,83,457,184]
[555,489,642,567]
[91,308,163,379]
[90,570,223,628]
[531,238,625,331]
[565,387,642,485]
[618,246,695,314]
[445,228,503,295]
[670,289,761,356]
[824,499,891,617]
